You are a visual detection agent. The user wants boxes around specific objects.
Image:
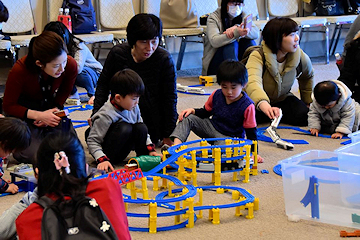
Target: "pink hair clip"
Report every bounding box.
[54,151,70,174]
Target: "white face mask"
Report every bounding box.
[228,5,242,18]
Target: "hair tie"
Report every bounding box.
[54,151,70,175]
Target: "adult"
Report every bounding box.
[245,17,314,126]
[44,21,103,104]
[338,31,360,103]
[16,133,131,240]
[93,13,177,146]
[202,0,259,76]
[3,31,77,163]
[343,15,360,58]
[0,0,9,40]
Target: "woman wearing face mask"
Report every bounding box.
[202,0,259,76]
[245,17,314,126]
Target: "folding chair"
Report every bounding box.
[1,0,37,63]
[0,40,14,65]
[96,0,135,45]
[46,0,114,59]
[326,15,357,55]
[266,0,329,64]
[142,0,218,70]
[242,0,269,44]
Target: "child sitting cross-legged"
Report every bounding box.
[87,69,162,172]
[170,59,263,162]
[308,80,360,139]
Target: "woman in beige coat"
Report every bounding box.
[245,17,314,126]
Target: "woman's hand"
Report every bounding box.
[223,25,238,38]
[236,24,249,38]
[33,108,61,127]
[310,128,319,137]
[178,108,195,121]
[258,102,280,120]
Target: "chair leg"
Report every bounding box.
[331,24,343,55]
[176,36,187,71]
[329,24,339,54]
[324,25,329,64]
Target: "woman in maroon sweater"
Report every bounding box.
[3,31,77,164]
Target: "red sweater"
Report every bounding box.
[16,177,131,240]
[3,55,77,119]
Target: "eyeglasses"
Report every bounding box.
[228,2,244,6]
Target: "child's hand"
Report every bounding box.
[179,108,195,121]
[331,132,344,139]
[162,137,173,147]
[252,155,264,163]
[97,161,115,173]
[5,183,19,194]
[310,128,319,137]
[149,151,162,157]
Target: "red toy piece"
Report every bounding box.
[108,168,143,185]
[340,230,360,237]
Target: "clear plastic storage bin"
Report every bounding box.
[280,150,360,228]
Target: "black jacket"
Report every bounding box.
[93,43,178,143]
[338,37,360,103]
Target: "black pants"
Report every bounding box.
[256,95,309,126]
[101,122,149,163]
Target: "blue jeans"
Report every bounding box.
[71,66,100,96]
[207,38,256,75]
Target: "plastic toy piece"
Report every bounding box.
[108,168,143,185]
[352,213,360,223]
[266,109,294,150]
[176,83,206,95]
[340,230,360,237]
[260,169,269,174]
[199,75,215,86]
[300,175,319,219]
[273,164,282,176]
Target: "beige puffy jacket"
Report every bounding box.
[245,41,314,109]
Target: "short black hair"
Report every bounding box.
[0,1,9,23]
[110,69,145,98]
[127,13,162,47]
[220,0,245,29]
[0,117,31,153]
[262,17,299,54]
[216,59,248,86]
[314,81,340,106]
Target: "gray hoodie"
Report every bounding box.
[308,80,360,134]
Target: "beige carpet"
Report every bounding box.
[1,60,354,240]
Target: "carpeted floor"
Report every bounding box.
[1,59,356,240]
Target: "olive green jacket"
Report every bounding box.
[245,41,314,109]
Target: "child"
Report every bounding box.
[0,117,31,194]
[308,80,360,139]
[16,133,131,239]
[87,69,162,172]
[170,59,263,162]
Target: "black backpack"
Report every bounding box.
[35,195,118,240]
[62,0,97,34]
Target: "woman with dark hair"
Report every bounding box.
[44,21,103,104]
[245,17,314,126]
[16,133,131,239]
[2,31,77,164]
[93,13,177,148]
[202,0,259,76]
